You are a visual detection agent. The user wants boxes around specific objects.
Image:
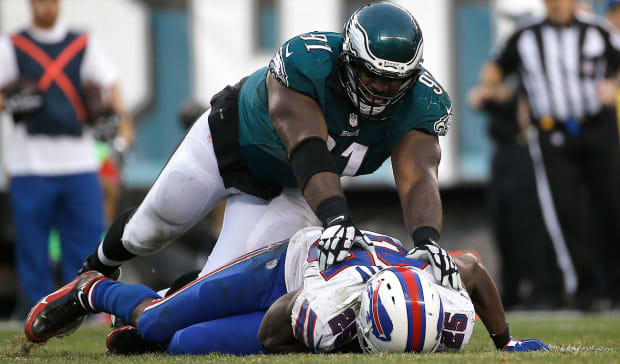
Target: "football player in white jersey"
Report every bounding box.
[260,227,547,353]
[25,227,549,355]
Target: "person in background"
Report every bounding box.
[470,0,620,310]
[96,140,123,225]
[470,78,564,310]
[0,0,134,317]
[607,0,620,29]
[607,0,620,137]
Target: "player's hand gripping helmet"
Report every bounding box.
[338,2,424,120]
[356,267,443,353]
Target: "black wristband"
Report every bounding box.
[490,325,511,349]
[412,226,440,246]
[289,137,339,192]
[315,195,351,227]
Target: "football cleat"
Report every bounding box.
[106,326,166,355]
[110,313,131,330]
[24,271,106,343]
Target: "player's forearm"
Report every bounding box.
[108,83,126,116]
[392,130,442,242]
[302,172,344,211]
[400,175,442,241]
[108,83,135,145]
[479,62,504,89]
[472,63,509,106]
[455,255,506,336]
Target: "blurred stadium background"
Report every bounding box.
[0,0,614,318]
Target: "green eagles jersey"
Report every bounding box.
[237,32,451,188]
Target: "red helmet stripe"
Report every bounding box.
[394,267,425,352]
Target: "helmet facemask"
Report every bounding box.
[339,55,418,120]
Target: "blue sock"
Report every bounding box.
[91,280,160,324]
[167,311,267,355]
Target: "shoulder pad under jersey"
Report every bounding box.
[268,32,342,102]
[391,66,452,137]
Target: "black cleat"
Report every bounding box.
[106,326,166,355]
[110,313,131,329]
[25,271,106,343]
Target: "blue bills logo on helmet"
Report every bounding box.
[356,266,444,353]
[366,280,393,341]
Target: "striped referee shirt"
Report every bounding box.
[494,12,620,121]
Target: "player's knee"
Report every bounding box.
[121,212,177,256]
[167,326,209,355]
[153,169,209,225]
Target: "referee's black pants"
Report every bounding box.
[537,109,620,303]
[489,142,563,308]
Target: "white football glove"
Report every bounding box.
[317,217,374,271]
[408,240,463,290]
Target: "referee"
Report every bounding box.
[470,0,620,310]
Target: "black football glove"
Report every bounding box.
[92,113,120,142]
[317,215,374,271]
[3,79,43,122]
[408,239,463,290]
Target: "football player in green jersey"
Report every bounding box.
[42,2,460,339]
[241,2,459,287]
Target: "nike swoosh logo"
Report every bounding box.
[77,291,89,309]
[327,215,345,225]
[285,43,293,57]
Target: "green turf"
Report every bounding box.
[1,312,618,363]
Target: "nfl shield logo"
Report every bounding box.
[349,113,358,127]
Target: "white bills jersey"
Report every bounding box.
[284,227,475,352]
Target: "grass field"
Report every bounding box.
[1,312,619,363]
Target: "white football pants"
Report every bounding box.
[121,111,320,275]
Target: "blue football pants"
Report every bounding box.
[94,242,289,355]
[10,173,104,303]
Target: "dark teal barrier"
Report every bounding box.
[456,3,492,182]
[125,9,189,187]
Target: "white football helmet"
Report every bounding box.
[356,267,443,353]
